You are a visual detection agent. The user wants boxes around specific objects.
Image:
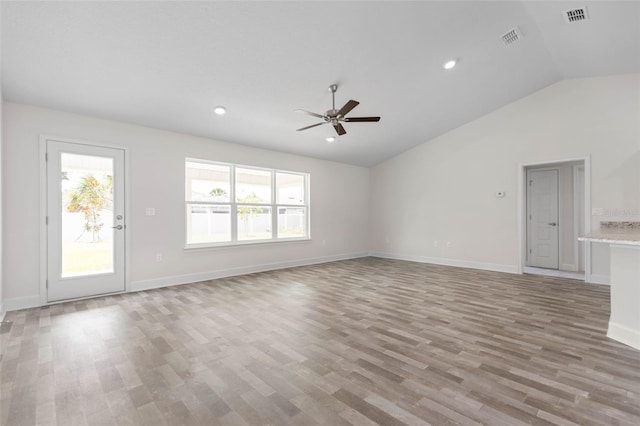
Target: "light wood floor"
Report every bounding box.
[1,257,639,425]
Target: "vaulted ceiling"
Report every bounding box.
[2,1,639,166]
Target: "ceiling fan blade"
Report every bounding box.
[337,100,359,117]
[344,116,381,122]
[295,109,327,120]
[296,122,327,131]
[333,123,347,136]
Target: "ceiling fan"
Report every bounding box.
[296,84,380,136]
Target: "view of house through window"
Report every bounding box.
[185,159,309,247]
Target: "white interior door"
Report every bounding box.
[527,169,559,269]
[46,140,126,302]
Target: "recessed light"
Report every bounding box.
[213,106,227,115]
[443,60,457,70]
[326,136,336,143]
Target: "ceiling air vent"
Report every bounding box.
[564,7,589,23]
[501,27,521,46]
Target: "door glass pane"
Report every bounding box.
[237,206,272,240]
[278,207,306,238]
[236,168,271,204]
[60,153,114,277]
[186,204,231,244]
[186,161,230,202]
[276,173,305,205]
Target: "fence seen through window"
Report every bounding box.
[185,159,309,247]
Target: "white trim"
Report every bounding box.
[588,274,610,285]
[517,156,591,279]
[583,159,592,282]
[184,236,311,251]
[0,305,5,322]
[39,137,48,305]
[523,266,584,281]
[370,252,518,274]
[573,164,584,272]
[607,322,640,351]
[3,295,42,312]
[39,134,131,304]
[557,168,564,271]
[131,252,369,292]
[518,164,525,274]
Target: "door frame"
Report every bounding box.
[517,156,592,281]
[525,167,560,269]
[573,164,585,272]
[39,135,131,305]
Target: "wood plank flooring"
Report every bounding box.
[1,257,639,425]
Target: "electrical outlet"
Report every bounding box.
[146,208,156,216]
[156,253,162,262]
[433,240,438,247]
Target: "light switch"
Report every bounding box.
[145,208,156,216]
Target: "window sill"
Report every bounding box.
[184,237,312,251]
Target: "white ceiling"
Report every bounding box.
[2,1,639,167]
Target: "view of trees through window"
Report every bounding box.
[61,153,114,276]
[185,159,309,246]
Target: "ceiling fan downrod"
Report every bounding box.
[329,84,338,114]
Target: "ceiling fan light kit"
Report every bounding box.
[296,84,381,137]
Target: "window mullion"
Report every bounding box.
[230,164,238,242]
[271,170,277,240]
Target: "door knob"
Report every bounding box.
[112,225,124,230]
[547,222,557,226]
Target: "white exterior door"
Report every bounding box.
[527,169,559,269]
[46,140,126,302]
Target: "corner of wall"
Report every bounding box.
[587,274,610,285]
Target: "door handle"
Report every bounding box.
[112,225,124,230]
[547,222,557,226]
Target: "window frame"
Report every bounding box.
[185,158,310,249]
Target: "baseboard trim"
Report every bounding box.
[608,321,640,350]
[522,266,585,281]
[0,303,5,322]
[3,295,42,313]
[130,252,369,292]
[369,252,519,274]
[588,273,610,285]
[2,251,518,312]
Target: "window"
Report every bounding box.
[185,159,309,247]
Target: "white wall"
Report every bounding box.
[0,4,4,319]
[0,93,3,318]
[370,74,640,279]
[3,74,638,310]
[2,103,370,307]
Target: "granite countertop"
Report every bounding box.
[579,230,640,246]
